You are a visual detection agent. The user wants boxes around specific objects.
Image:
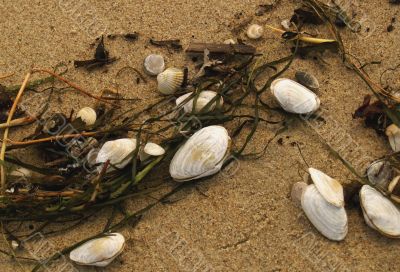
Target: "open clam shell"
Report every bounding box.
[386,124,400,152]
[169,125,230,182]
[144,54,165,76]
[69,233,125,267]
[176,91,223,113]
[76,107,97,126]
[366,160,393,190]
[309,168,344,207]
[301,184,348,241]
[157,67,184,95]
[360,185,400,238]
[270,78,320,114]
[96,138,137,171]
[139,142,165,161]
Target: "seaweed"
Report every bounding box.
[74,36,117,70]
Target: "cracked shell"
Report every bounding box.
[169,126,230,182]
[176,91,223,113]
[77,107,97,126]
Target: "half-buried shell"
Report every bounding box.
[270,78,320,114]
[69,233,125,267]
[139,142,165,161]
[76,107,97,126]
[301,184,348,241]
[360,185,400,238]
[175,91,223,113]
[169,125,230,182]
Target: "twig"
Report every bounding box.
[265,24,336,44]
[0,116,36,130]
[186,43,256,55]
[1,72,31,194]
[7,131,99,147]
[0,73,14,80]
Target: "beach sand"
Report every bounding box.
[1,0,400,271]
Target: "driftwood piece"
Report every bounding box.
[186,43,256,55]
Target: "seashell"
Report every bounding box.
[246,24,264,39]
[281,19,291,30]
[291,182,308,208]
[11,240,19,250]
[388,175,400,203]
[175,91,223,113]
[169,126,230,182]
[385,124,400,152]
[157,68,185,95]
[69,233,125,267]
[366,160,393,190]
[223,38,236,45]
[10,167,31,178]
[270,78,320,114]
[96,138,137,171]
[77,107,97,126]
[295,71,320,91]
[139,142,165,161]
[359,185,400,238]
[143,54,165,76]
[301,184,348,241]
[309,168,344,207]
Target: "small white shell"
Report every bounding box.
[169,126,230,182]
[223,39,236,45]
[271,78,320,114]
[77,107,97,126]
[144,54,165,76]
[366,160,392,190]
[301,184,348,241]
[157,68,184,95]
[139,142,165,161]
[360,185,400,238]
[96,138,137,171]
[69,233,125,267]
[247,24,264,39]
[386,124,400,152]
[309,168,344,207]
[281,19,291,30]
[176,91,223,113]
[291,182,308,208]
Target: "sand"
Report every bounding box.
[1,0,400,271]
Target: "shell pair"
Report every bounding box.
[271,78,320,114]
[69,233,125,267]
[95,139,165,171]
[169,126,230,182]
[293,168,348,241]
[175,91,223,113]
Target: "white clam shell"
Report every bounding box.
[301,184,348,241]
[309,168,344,207]
[271,78,320,114]
[246,24,264,39]
[176,91,223,113]
[360,185,400,238]
[144,54,165,76]
[157,68,184,95]
[169,126,230,182]
[96,138,137,171]
[386,124,400,152]
[139,142,165,161]
[77,107,97,126]
[69,233,125,267]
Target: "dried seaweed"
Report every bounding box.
[74,36,116,70]
[149,39,183,51]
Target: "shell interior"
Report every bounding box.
[360,185,400,238]
[309,167,344,207]
[169,126,230,182]
[69,233,125,267]
[271,78,320,114]
[301,184,348,241]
